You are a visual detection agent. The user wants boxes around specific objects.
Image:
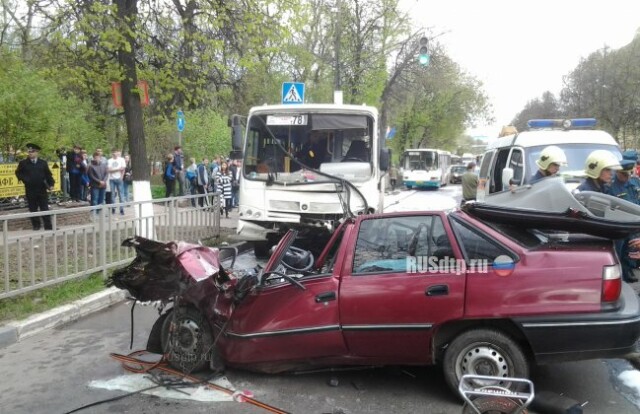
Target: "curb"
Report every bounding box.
[1,287,126,348]
[0,240,252,349]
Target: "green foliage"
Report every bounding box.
[511,91,562,132]
[390,52,492,154]
[144,108,231,164]
[514,33,640,147]
[0,50,102,157]
[0,0,492,163]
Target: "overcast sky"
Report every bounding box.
[399,0,639,140]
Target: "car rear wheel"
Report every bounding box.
[443,328,529,397]
[161,306,214,373]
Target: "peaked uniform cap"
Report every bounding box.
[25,143,42,151]
[620,160,635,171]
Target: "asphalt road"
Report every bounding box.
[1,185,640,414]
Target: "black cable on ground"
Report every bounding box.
[62,384,164,414]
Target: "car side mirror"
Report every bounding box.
[229,114,244,150]
[502,168,514,189]
[379,148,391,171]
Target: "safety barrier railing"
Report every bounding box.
[0,193,221,300]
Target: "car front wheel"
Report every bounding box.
[443,328,529,397]
[161,306,214,373]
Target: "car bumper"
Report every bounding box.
[514,283,640,364]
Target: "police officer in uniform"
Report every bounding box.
[15,144,55,230]
[531,145,567,183]
[576,150,621,193]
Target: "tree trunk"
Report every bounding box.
[114,0,154,238]
[115,0,148,182]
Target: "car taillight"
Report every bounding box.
[602,264,622,302]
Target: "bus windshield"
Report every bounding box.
[403,151,438,171]
[243,112,375,184]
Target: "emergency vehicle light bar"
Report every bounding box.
[527,118,597,129]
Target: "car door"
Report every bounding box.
[338,213,466,362]
[221,230,348,364]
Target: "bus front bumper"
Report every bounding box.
[404,180,440,188]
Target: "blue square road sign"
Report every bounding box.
[282,82,305,105]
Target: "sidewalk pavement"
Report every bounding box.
[0,207,248,348]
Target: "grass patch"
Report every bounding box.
[0,273,107,324]
[151,185,166,199]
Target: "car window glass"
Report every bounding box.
[450,218,513,264]
[430,217,454,260]
[509,149,524,185]
[353,216,437,274]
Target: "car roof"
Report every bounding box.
[486,129,618,150]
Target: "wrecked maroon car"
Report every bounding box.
[111,205,640,396]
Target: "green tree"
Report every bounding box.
[0,51,102,157]
[511,91,562,132]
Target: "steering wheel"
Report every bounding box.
[281,246,314,272]
[342,157,365,162]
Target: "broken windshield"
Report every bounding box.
[242,112,374,184]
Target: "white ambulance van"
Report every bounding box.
[476,119,621,201]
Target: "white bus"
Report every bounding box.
[231,104,389,256]
[400,148,451,189]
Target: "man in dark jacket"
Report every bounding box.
[87,151,109,215]
[15,143,55,230]
[173,146,185,196]
[66,144,83,201]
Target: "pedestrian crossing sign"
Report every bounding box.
[282,82,305,104]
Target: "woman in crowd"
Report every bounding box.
[216,161,233,218]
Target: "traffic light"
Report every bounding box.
[418,37,430,66]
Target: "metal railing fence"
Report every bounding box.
[0,193,221,300]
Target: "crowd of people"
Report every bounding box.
[61,145,132,208]
[162,146,241,218]
[15,143,133,229]
[63,145,131,217]
[14,142,242,231]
